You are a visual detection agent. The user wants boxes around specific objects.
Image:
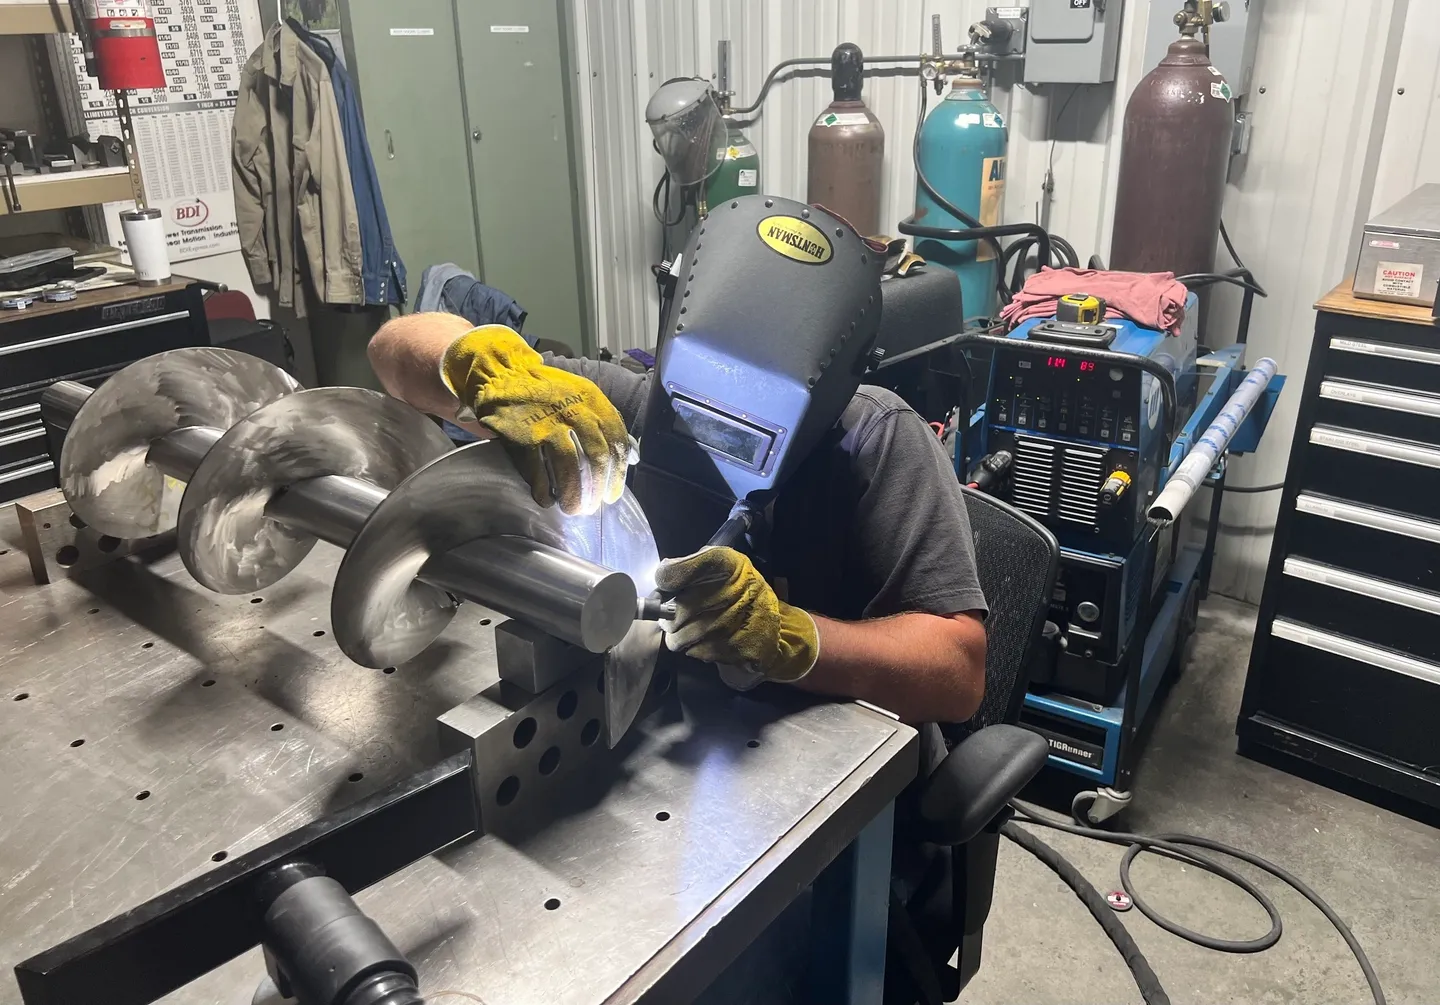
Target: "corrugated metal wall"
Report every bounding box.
[571,0,1415,602]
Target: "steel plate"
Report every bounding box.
[58,348,301,539]
[176,388,453,593]
[330,442,660,670]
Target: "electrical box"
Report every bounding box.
[1142,0,1266,98]
[1023,0,1124,84]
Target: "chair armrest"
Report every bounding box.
[916,724,1049,846]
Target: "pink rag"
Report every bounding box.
[999,266,1189,336]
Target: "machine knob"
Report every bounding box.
[1077,601,1100,624]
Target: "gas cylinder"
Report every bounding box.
[1109,38,1234,278]
[705,118,760,207]
[807,43,884,236]
[911,75,1008,320]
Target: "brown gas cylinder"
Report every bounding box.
[1109,37,1235,278]
[807,43,885,236]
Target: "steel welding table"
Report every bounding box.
[0,521,916,1005]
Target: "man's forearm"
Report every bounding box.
[797,612,986,724]
[368,312,492,437]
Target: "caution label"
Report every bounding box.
[1376,261,1425,298]
[978,156,1006,263]
[758,216,833,265]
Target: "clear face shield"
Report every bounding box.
[644,78,725,188]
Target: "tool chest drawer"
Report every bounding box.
[1302,425,1440,520]
[1314,379,1440,443]
[0,422,47,470]
[1288,494,1440,590]
[1323,336,1440,393]
[1255,624,1440,773]
[1274,558,1440,663]
[0,309,199,390]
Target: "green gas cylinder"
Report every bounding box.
[704,118,760,208]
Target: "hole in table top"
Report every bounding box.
[580,718,600,747]
[544,898,561,911]
[135,790,150,801]
[348,772,364,783]
[382,666,396,674]
[479,618,491,626]
[141,642,153,649]
[312,630,326,637]
[69,738,84,747]
[97,535,120,553]
[41,522,50,529]
[747,739,760,748]
[13,692,28,701]
[211,851,228,862]
[655,811,671,822]
[201,679,215,687]
[55,545,79,567]
[270,722,284,731]
[538,746,561,776]
[556,689,578,721]
[513,716,537,749]
[87,607,99,614]
[496,775,520,806]
[250,597,263,604]
[69,514,85,529]
[0,549,7,555]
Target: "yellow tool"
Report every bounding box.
[1056,293,1107,325]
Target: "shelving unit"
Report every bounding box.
[0,165,131,215]
[0,3,73,36]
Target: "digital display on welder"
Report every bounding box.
[1047,356,1068,368]
[990,351,1142,446]
[671,397,774,469]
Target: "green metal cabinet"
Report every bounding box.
[339,0,589,353]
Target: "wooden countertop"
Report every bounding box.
[0,276,196,325]
[1316,277,1438,327]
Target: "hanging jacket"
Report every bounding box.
[415,263,527,332]
[233,21,363,316]
[291,20,407,307]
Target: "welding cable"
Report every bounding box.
[729,54,926,116]
[1220,219,1267,297]
[1202,480,1285,494]
[1005,799,1387,1005]
[1175,270,1268,298]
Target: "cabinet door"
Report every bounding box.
[455,0,589,351]
[341,0,482,284]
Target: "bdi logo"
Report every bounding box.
[174,199,209,227]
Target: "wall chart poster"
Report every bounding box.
[68,1,264,263]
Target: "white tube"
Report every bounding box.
[1147,357,1278,525]
[120,207,171,285]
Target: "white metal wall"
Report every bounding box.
[571,0,1417,602]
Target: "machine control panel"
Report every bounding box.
[989,351,1146,447]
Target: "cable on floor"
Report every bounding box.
[1003,798,1386,1005]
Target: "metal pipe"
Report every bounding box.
[1148,358,1278,526]
[420,537,640,652]
[39,380,92,433]
[266,475,388,550]
[144,425,223,481]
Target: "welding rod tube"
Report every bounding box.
[1148,357,1278,526]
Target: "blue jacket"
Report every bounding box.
[415,263,527,333]
[292,21,406,306]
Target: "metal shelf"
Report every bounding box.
[0,166,132,215]
[0,2,74,34]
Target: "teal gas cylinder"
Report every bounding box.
[912,76,1008,319]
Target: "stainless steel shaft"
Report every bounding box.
[42,380,658,641]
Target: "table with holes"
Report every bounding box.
[0,518,917,1005]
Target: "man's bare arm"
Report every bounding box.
[799,611,986,724]
[367,312,492,438]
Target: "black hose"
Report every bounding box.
[1176,271,1268,298]
[1000,821,1172,1005]
[1201,481,1284,494]
[729,54,926,116]
[1220,219,1267,297]
[1007,799,1387,1005]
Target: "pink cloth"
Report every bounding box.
[999,267,1188,336]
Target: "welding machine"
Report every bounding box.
[956,300,1282,821]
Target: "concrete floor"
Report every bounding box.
[966,594,1440,1005]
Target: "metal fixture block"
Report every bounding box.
[494,617,594,693]
[13,488,172,585]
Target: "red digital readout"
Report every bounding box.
[1047,356,1067,368]
[1079,361,1097,372]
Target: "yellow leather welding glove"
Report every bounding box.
[655,546,819,682]
[440,324,630,516]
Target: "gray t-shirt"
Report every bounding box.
[549,356,986,621]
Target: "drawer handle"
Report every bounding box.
[0,310,190,358]
[1330,337,1440,367]
[0,459,51,485]
[1320,379,1440,418]
[1296,492,1440,544]
[1271,617,1440,687]
[0,402,41,424]
[0,426,45,449]
[1309,424,1440,470]
[1284,556,1440,616]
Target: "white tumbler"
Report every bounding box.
[120,206,170,285]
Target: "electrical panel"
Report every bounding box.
[1023,0,1125,84]
[1143,0,1266,98]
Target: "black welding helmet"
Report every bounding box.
[634,194,885,555]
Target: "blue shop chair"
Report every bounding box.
[885,487,1059,1004]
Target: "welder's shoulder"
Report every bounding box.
[839,386,935,454]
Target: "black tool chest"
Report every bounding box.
[0,279,208,503]
[1240,279,1440,810]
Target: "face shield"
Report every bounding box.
[644,78,725,187]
